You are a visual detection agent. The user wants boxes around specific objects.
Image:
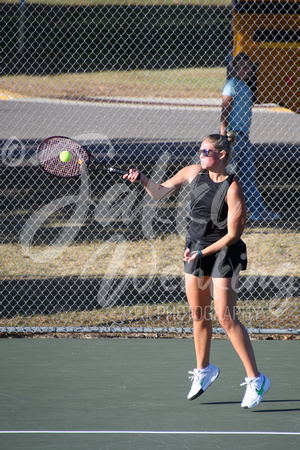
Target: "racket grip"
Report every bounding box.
[108,167,128,176]
[109,167,141,180]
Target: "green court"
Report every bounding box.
[0,338,299,449]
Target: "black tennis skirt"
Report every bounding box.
[184,238,247,278]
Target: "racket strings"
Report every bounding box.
[37,138,90,178]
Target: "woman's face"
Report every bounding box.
[199,140,223,170]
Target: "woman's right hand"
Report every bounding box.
[123,169,142,183]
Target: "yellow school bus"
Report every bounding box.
[231,0,300,113]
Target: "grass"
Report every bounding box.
[1,226,299,332]
[1,224,298,332]
[1,208,298,335]
[1,230,299,280]
[0,68,226,101]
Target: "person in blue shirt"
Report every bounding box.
[220,53,280,221]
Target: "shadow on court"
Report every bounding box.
[0,338,299,450]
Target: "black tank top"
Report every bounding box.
[187,171,235,245]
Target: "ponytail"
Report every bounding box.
[226,130,236,145]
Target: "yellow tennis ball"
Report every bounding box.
[59,151,72,163]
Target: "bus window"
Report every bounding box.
[231,0,300,113]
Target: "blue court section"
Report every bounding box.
[0,338,299,449]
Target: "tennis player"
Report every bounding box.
[124,132,270,409]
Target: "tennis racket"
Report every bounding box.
[36,136,140,179]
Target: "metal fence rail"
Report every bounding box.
[0,0,299,335]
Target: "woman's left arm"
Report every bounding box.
[183,180,246,261]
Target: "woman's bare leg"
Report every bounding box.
[185,273,213,369]
[212,276,259,378]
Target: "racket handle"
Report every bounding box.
[108,167,128,175]
[108,167,141,180]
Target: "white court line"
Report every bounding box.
[0,431,299,435]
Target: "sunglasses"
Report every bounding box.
[199,149,219,157]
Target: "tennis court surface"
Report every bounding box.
[0,338,299,450]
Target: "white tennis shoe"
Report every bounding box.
[187,363,220,401]
[240,373,271,408]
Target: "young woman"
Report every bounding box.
[124,132,270,409]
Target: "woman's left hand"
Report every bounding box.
[183,247,200,263]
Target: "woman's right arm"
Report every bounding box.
[124,165,200,201]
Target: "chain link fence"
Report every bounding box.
[0,0,299,335]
